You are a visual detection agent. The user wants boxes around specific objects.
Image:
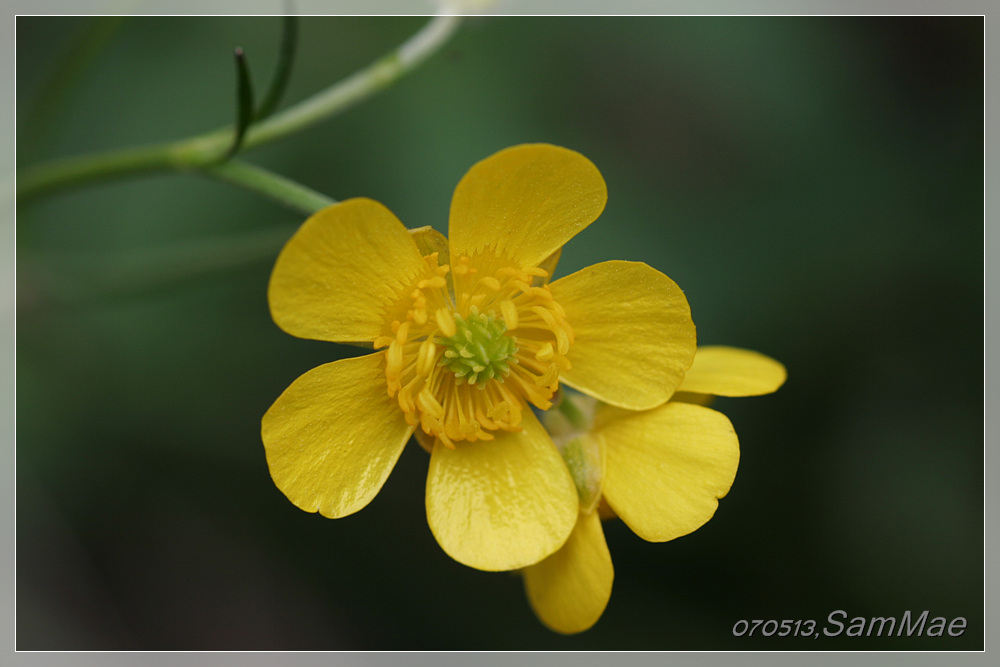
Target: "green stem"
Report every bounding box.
[17,14,463,205]
[244,13,461,147]
[557,392,589,430]
[202,160,335,215]
[17,140,188,200]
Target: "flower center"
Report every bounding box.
[377,251,574,449]
[440,308,519,387]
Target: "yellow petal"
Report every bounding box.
[523,511,613,634]
[261,353,414,519]
[268,198,426,342]
[678,345,787,396]
[425,410,578,571]
[597,401,739,542]
[551,261,696,410]
[448,144,607,270]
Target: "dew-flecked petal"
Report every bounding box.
[269,198,426,342]
[449,144,606,270]
[426,410,578,571]
[262,353,413,519]
[551,261,696,410]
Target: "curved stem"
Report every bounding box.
[244,13,461,148]
[17,14,463,205]
[17,140,185,201]
[202,159,335,215]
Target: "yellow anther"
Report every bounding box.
[414,308,428,326]
[398,380,418,414]
[488,400,510,421]
[526,266,549,278]
[512,280,533,294]
[535,342,554,361]
[544,364,560,386]
[530,286,555,301]
[373,336,393,349]
[455,255,477,276]
[437,431,456,450]
[387,341,404,377]
[500,300,518,330]
[396,321,410,345]
[435,308,457,338]
[555,326,570,355]
[481,276,502,292]
[417,388,444,419]
[417,339,438,376]
[418,276,447,289]
[531,305,559,331]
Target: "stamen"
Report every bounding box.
[417,339,437,376]
[488,400,509,421]
[382,254,573,446]
[435,308,457,338]
[417,388,444,419]
[530,305,559,331]
[537,364,559,388]
[387,340,403,375]
[500,300,518,330]
[535,342,554,361]
[396,321,410,345]
[555,326,570,355]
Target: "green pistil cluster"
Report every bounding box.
[440,308,518,387]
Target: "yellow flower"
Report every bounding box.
[261,144,697,572]
[525,346,786,634]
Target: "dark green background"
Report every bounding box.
[16,16,983,650]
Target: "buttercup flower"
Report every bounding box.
[524,346,786,634]
[262,144,697,571]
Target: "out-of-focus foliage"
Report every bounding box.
[16,16,983,649]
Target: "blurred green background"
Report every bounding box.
[16,16,983,650]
